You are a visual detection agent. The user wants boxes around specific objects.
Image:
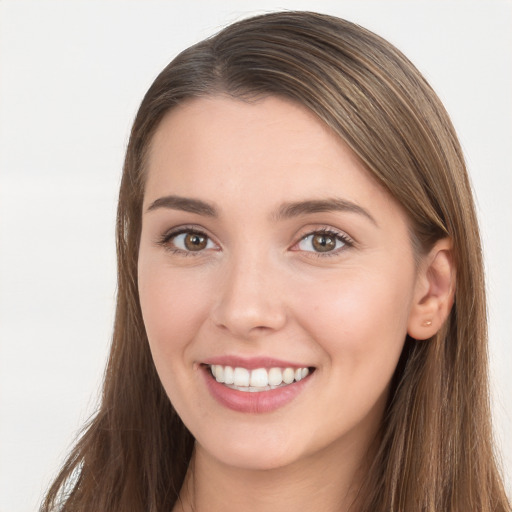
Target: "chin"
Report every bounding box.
[197,430,304,471]
[215,450,297,472]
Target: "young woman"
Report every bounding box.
[41,11,511,512]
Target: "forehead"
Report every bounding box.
[144,95,394,217]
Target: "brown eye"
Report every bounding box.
[296,231,349,254]
[311,234,336,252]
[165,230,215,253]
[183,233,208,251]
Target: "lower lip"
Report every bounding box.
[202,366,313,413]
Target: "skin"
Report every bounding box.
[137,96,454,511]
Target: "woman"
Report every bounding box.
[41,11,510,512]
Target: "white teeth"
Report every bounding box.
[223,365,234,384]
[233,367,250,387]
[210,364,311,391]
[268,367,283,386]
[250,368,268,387]
[214,365,224,383]
[282,367,295,384]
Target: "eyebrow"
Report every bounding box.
[146,194,376,226]
[273,198,377,225]
[146,195,218,216]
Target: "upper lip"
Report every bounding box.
[202,355,312,370]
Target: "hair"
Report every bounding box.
[41,11,510,512]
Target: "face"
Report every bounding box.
[138,96,420,471]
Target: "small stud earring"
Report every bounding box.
[422,319,432,327]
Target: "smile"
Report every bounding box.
[210,365,310,392]
[202,361,315,413]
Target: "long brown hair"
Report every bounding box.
[41,11,510,512]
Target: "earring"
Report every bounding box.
[422,319,433,327]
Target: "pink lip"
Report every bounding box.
[203,355,308,370]
[201,364,314,414]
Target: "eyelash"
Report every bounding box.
[156,226,216,256]
[156,226,354,257]
[295,228,354,257]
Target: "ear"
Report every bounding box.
[407,238,456,340]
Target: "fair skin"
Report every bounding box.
[137,96,455,512]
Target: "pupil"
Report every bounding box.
[313,234,335,252]
[185,233,206,251]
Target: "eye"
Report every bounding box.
[159,229,217,254]
[295,230,351,254]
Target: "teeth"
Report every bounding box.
[224,365,234,384]
[210,365,310,391]
[233,367,250,387]
[215,365,224,383]
[282,367,294,384]
[250,368,268,387]
[268,367,283,386]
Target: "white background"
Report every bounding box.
[0,1,510,510]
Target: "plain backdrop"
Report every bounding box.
[0,1,511,510]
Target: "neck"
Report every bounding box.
[174,432,377,512]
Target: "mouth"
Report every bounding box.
[207,364,313,392]
[200,356,316,413]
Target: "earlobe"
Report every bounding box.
[407,238,456,340]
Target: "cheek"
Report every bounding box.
[137,261,212,365]
[138,261,216,419]
[294,265,414,377]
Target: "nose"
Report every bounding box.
[210,251,287,339]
